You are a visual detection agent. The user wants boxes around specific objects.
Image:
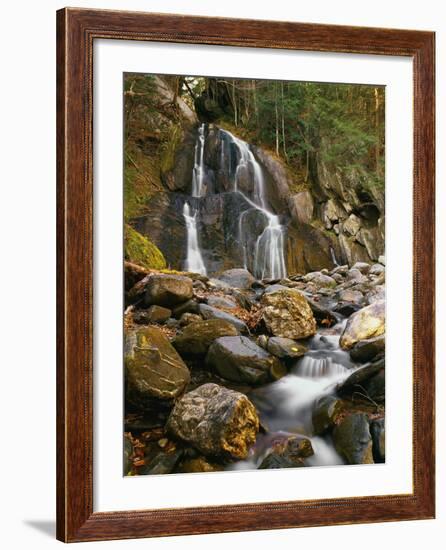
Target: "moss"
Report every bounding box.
[124,224,166,270]
[160,123,183,175]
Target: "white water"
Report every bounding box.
[220,129,287,280]
[228,321,354,471]
[183,124,207,274]
[183,202,207,275]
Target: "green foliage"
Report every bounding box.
[124,224,167,270]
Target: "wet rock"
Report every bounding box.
[172,319,239,355]
[350,335,385,363]
[304,271,337,289]
[261,289,317,340]
[337,359,384,396]
[217,268,256,289]
[172,298,200,318]
[306,297,339,327]
[340,300,385,350]
[125,326,190,410]
[199,303,248,332]
[267,337,307,360]
[333,302,362,317]
[166,383,259,459]
[370,419,385,463]
[140,449,184,475]
[178,456,224,473]
[207,295,237,309]
[179,312,203,326]
[124,436,133,475]
[259,435,313,469]
[206,336,284,385]
[143,274,193,308]
[364,369,385,403]
[134,305,172,325]
[312,395,343,435]
[333,413,374,464]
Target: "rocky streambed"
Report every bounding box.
[124,260,386,476]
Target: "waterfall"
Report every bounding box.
[220,129,287,280]
[183,123,207,274]
[183,202,206,275]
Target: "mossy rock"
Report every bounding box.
[124,224,167,270]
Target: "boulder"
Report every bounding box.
[217,268,256,289]
[288,191,314,224]
[172,319,239,355]
[304,271,337,289]
[345,268,368,283]
[352,261,371,274]
[365,285,385,304]
[125,326,190,409]
[350,335,385,363]
[140,449,184,475]
[143,274,193,307]
[259,435,313,469]
[340,300,385,350]
[261,289,317,340]
[267,337,307,360]
[178,456,224,473]
[338,289,364,305]
[364,369,385,403]
[369,263,385,276]
[172,299,200,318]
[206,336,285,385]
[179,312,203,326]
[199,303,247,332]
[312,395,343,435]
[166,383,259,459]
[370,419,385,463]
[343,214,362,236]
[133,305,171,325]
[333,413,374,464]
[337,359,384,396]
[207,295,237,309]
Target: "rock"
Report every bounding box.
[171,299,200,318]
[337,359,384,396]
[352,261,371,274]
[340,300,385,349]
[125,326,190,409]
[338,289,364,305]
[350,335,385,363]
[370,419,385,463]
[179,456,224,473]
[288,191,314,224]
[365,285,385,304]
[333,413,374,464]
[141,449,183,475]
[134,305,172,324]
[304,271,337,288]
[172,319,239,355]
[364,369,385,403]
[217,268,256,289]
[333,302,362,317]
[346,268,368,283]
[261,289,317,340]
[369,263,385,276]
[206,336,284,385]
[199,304,248,332]
[257,334,269,349]
[143,274,193,308]
[166,383,259,459]
[312,395,343,435]
[259,435,313,469]
[378,255,386,265]
[124,437,133,475]
[207,295,237,309]
[179,312,203,326]
[343,214,362,236]
[306,297,339,327]
[267,337,307,359]
[263,283,289,294]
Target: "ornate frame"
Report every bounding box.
[56,8,435,542]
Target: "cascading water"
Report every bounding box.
[219,129,287,280]
[183,124,207,275]
[227,320,355,470]
[183,202,207,275]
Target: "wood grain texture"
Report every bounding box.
[56,7,435,542]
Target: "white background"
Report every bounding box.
[0,0,444,548]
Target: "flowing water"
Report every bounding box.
[227,320,354,470]
[220,129,287,280]
[183,124,287,279]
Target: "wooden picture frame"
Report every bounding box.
[56,7,435,542]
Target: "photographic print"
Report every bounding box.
[123,73,386,476]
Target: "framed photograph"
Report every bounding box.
[56,8,435,542]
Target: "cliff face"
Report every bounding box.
[125,76,385,275]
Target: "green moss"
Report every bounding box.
[124,224,166,270]
[160,123,183,175]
